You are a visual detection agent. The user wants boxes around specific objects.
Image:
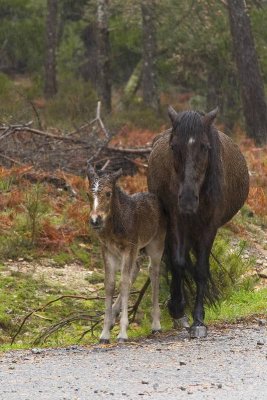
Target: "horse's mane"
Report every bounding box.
[173,110,223,203]
[205,125,223,203]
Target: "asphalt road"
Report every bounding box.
[0,322,266,400]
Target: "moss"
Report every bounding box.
[85,271,104,285]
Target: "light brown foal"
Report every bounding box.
[87,164,166,343]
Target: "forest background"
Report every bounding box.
[0,0,266,348]
[0,0,267,143]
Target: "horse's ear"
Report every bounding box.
[87,162,98,183]
[168,105,178,126]
[111,168,123,182]
[203,107,218,127]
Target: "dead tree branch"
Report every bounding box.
[0,101,155,175]
[129,277,150,322]
[0,124,86,144]
[11,277,152,345]
[108,146,152,154]
[11,294,107,345]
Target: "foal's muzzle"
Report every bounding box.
[90,215,103,230]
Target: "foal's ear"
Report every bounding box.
[168,105,178,126]
[87,162,98,184]
[203,107,218,127]
[111,168,123,182]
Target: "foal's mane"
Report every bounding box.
[173,110,223,203]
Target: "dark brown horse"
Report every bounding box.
[147,106,249,338]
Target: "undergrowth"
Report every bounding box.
[0,157,266,350]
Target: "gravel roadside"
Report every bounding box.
[0,322,266,400]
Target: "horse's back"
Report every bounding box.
[147,131,173,198]
[218,131,249,224]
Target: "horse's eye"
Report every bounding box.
[106,191,111,198]
[201,143,209,152]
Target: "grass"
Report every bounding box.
[0,165,266,351]
[0,233,266,351]
[205,288,267,324]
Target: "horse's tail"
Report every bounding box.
[163,233,220,311]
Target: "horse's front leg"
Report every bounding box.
[190,231,216,338]
[99,250,118,344]
[166,226,190,330]
[117,248,138,342]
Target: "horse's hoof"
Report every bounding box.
[189,325,207,339]
[99,338,110,344]
[151,329,162,335]
[173,316,190,331]
[117,338,127,344]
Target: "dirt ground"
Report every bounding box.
[0,322,266,400]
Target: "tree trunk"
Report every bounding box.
[80,24,98,87]
[123,61,143,106]
[228,0,267,145]
[44,0,58,99]
[141,0,159,111]
[97,0,111,113]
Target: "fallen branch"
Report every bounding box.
[0,124,86,144]
[129,277,150,322]
[11,278,151,345]
[33,312,104,345]
[0,153,24,165]
[69,101,110,138]
[96,100,110,138]
[124,156,148,169]
[11,294,105,345]
[108,146,152,154]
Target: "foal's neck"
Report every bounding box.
[109,186,130,236]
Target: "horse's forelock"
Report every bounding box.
[173,111,204,143]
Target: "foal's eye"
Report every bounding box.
[106,191,111,198]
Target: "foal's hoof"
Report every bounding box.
[117,338,127,344]
[173,316,190,331]
[189,325,207,339]
[99,338,110,344]
[151,329,162,335]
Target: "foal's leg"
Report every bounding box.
[99,250,118,343]
[146,232,165,333]
[117,248,138,342]
[111,261,140,325]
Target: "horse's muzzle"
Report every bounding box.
[178,193,199,215]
